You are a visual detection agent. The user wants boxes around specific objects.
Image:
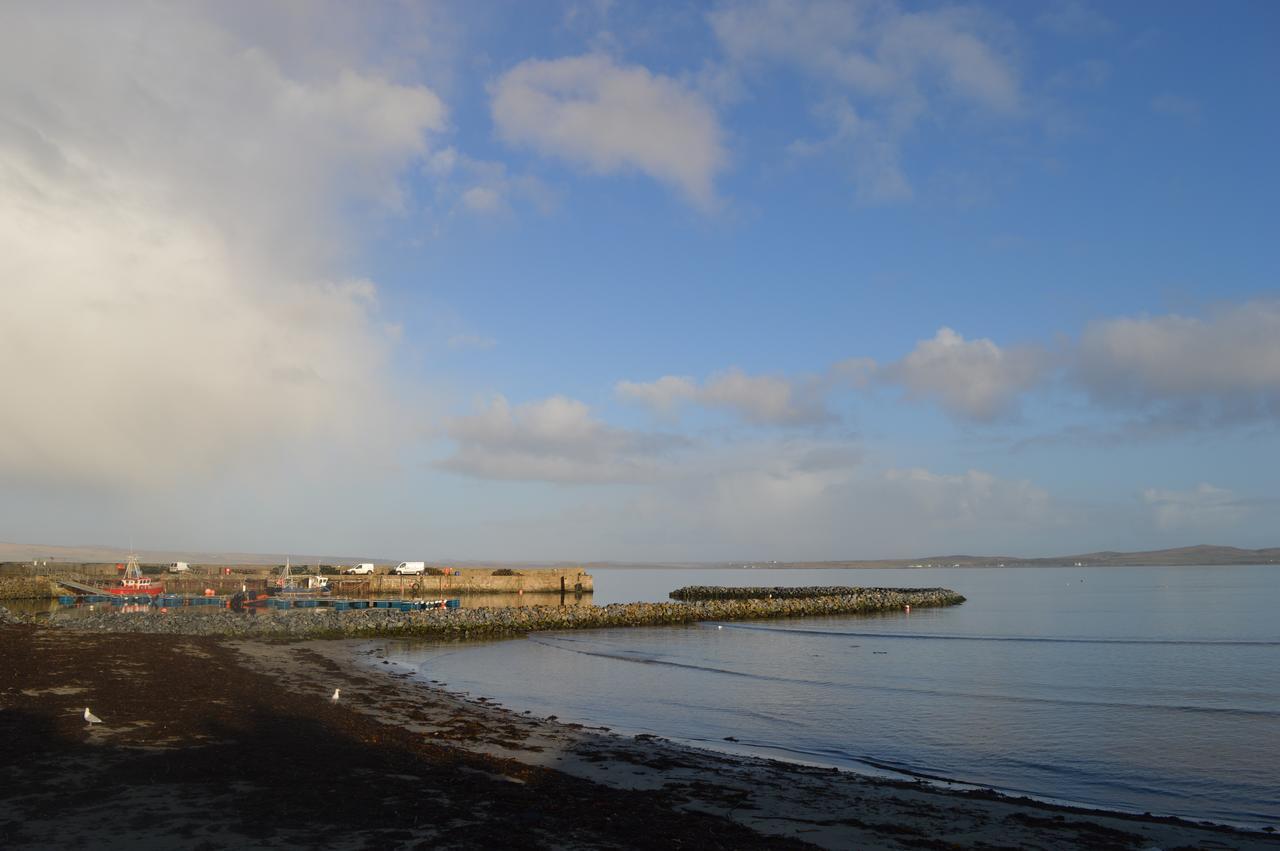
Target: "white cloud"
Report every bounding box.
[491,53,726,208]
[831,357,879,389]
[880,467,1053,533]
[700,369,833,426]
[430,148,557,216]
[439,395,689,484]
[711,0,1019,202]
[618,301,1280,432]
[462,186,504,213]
[1076,301,1280,422]
[617,369,833,426]
[615,376,698,414]
[888,327,1049,422]
[789,98,913,203]
[1142,484,1248,532]
[0,3,444,487]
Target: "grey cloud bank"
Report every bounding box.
[1076,302,1280,422]
[439,395,692,484]
[0,3,442,487]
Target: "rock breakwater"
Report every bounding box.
[31,587,964,640]
[669,585,953,601]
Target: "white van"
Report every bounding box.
[168,562,190,573]
[393,561,426,575]
[344,563,375,575]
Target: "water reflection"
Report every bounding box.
[12,588,593,616]
[4,598,60,616]
[453,592,591,609]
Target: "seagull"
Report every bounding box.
[330,688,340,703]
[83,707,102,725]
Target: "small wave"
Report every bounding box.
[528,635,1280,719]
[718,622,1280,647]
[526,634,812,684]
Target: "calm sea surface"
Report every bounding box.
[380,566,1280,828]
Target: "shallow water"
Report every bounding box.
[383,565,1280,828]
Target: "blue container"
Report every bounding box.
[445,599,461,609]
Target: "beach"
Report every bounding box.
[3,619,1276,850]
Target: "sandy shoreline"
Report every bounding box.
[2,622,1276,849]
[278,638,1280,850]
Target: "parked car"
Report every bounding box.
[344,563,375,575]
[168,562,190,573]
[393,561,426,575]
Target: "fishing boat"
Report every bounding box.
[106,553,165,597]
[273,559,330,596]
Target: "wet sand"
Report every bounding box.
[2,622,1277,849]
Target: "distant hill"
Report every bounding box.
[1030,545,1280,566]
[780,544,1279,569]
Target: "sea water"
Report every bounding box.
[380,565,1280,828]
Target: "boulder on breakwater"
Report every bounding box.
[29,587,965,641]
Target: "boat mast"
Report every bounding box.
[123,551,143,582]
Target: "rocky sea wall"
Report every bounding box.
[669,585,953,601]
[9,587,964,640]
[0,577,59,601]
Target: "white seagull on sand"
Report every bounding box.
[330,688,340,702]
[83,707,102,725]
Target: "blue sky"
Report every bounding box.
[1,1,1277,560]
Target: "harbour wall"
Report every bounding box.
[15,588,966,639]
[0,563,591,599]
[0,577,60,600]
